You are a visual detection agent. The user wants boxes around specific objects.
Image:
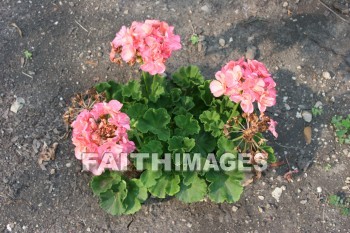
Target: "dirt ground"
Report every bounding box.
[1,0,350,232]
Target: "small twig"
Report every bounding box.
[75,20,89,32]
[22,71,33,79]
[319,0,350,23]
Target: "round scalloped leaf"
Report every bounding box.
[206,170,243,203]
[148,172,180,198]
[176,173,207,203]
[124,178,148,215]
[99,180,127,216]
[168,136,196,153]
[122,80,142,100]
[90,171,122,196]
[137,108,171,141]
[174,113,200,136]
[199,110,225,137]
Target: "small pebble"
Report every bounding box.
[201,5,210,13]
[300,200,308,204]
[314,101,323,108]
[283,2,289,8]
[66,162,72,168]
[301,111,312,122]
[317,187,322,193]
[232,205,239,212]
[258,195,265,200]
[322,71,331,80]
[219,38,225,47]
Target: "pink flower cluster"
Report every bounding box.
[71,100,135,175]
[210,58,277,114]
[110,20,182,75]
[210,58,278,138]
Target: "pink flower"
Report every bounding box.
[71,100,135,175]
[110,20,182,74]
[268,119,278,138]
[210,58,277,114]
[209,80,226,97]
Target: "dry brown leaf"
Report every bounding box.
[304,126,312,144]
[38,142,58,170]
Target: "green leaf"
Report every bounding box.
[176,173,207,203]
[126,103,148,120]
[140,170,163,188]
[192,130,216,155]
[122,80,142,100]
[217,137,237,158]
[168,136,196,153]
[141,72,166,103]
[137,108,171,141]
[174,114,200,136]
[99,180,127,215]
[172,66,204,89]
[139,140,163,154]
[107,81,123,101]
[95,82,111,93]
[199,110,225,137]
[206,170,243,203]
[170,88,182,102]
[261,145,277,163]
[90,171,122,195]
[198,80,213,106]
[139,140,163,170]
[190,34,199,45]
[148,172,181,198]
[124,179,148,214]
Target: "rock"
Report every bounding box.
[285,104,291,110]
[301,111,312,122]
[343,149,349,156]
[66,162,72,168]
[258,195,265,200]
[314,101,323,108]
[322,71,331,79]
[219,38,225,47]
[232,205,239,212]
[296,112,302,118]
[317,187,322,193]
[272,187,283,202]
[300,199,308,204]
[304,126,312,144]
[283,2,289,8]
[201,5,210,13]
[245,46,257,60]
[10,97,25,113]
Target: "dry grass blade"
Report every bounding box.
[10,23,23,37]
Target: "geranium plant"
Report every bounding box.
[63,20,278,216]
